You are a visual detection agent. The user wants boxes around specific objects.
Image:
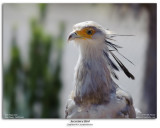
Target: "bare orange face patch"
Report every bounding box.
[76,27,96,39]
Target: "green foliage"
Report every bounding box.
[3,31,22,115]
[3,4,65,118]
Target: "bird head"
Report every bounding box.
[68,21,135,80]
[68,21,106,45]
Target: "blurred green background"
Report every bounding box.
[3,4,65,118]
[2,3,156,118]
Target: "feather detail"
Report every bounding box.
[110,34,134,37]
[103,51,119,71]
[111,71,119,80]
[105,29,134,38]
[105,40,122,50]
[105,40,134,65]
[109,51,135,80]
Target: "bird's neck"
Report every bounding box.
[79,43,102,59]
[73,44,114,105]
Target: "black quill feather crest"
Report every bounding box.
[103,39,135,80]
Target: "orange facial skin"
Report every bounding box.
[76,27,96,40]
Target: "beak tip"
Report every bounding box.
[68,34,72,41]
[68,32,79,41]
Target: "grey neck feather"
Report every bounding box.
[73,43,115,105]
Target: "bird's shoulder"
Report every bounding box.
[115,87,136,118]
[65,94,135,118]
[115,87,133,105]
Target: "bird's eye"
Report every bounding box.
[87,30,92,35]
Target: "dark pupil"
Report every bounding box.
[87,30,92,35]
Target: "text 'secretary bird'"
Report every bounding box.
[65,21,136,118]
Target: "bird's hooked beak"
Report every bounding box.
[68,31,81,41]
